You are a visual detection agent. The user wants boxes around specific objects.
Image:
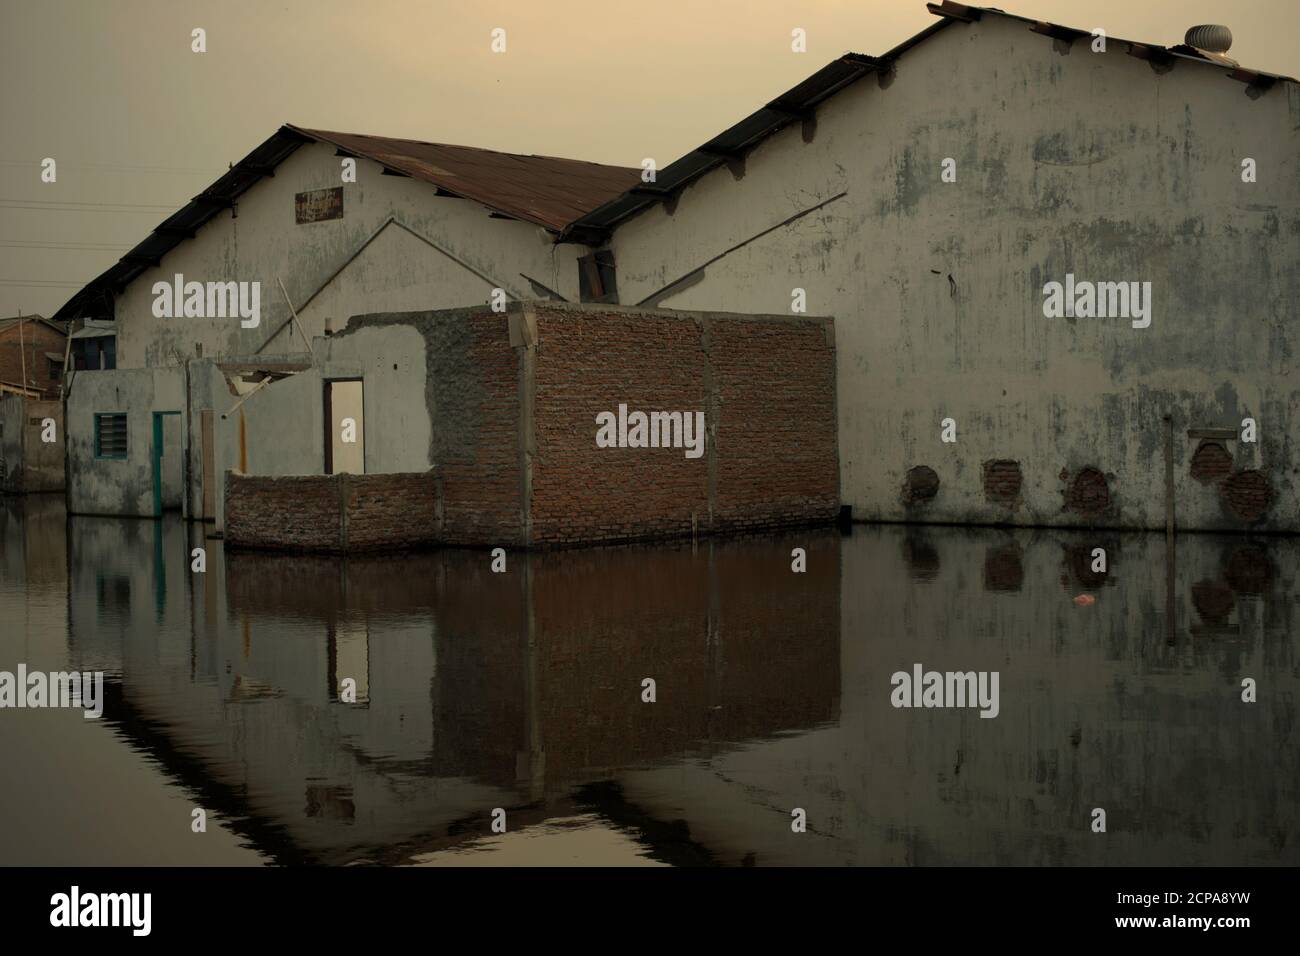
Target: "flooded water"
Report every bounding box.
[1,494,1295,866]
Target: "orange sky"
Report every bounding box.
[2,0,1296,316]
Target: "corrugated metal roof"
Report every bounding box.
[563,2,1295,243]
[54,126,639,323]
[293,126,641,232]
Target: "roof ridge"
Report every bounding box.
[293,126,637,172]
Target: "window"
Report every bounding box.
[578,249,618,303]
[48,357,63,380]
[94,413,127,459]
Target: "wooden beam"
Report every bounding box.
[926,1,981,23]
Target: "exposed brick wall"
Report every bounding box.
[225,471,438,552]
[901,465,940,507]
[528,305,838,547]
[226,474,341,551]
[430,313,524,547]
[1190,441,1233,483]
[344,473,439,551]
[1064,466,1111,517]
[1220,469,1273,522]
[983,459,1023,507]
[709,317,839,534]
[531,309,709,545]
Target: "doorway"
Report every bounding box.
[323,379,365,475]
[151,411,183,517]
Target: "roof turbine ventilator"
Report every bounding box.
[1184,24,1232,53]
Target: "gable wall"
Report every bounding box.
[608,15,1300,532]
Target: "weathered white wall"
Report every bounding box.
[0,397,64,493]
[0,396,25,491]
[609,16,1300,532]
[188,321,433,531]
[66,366,184,516]
[113,140,587,368]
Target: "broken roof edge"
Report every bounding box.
[562,2,1296,244]
[285,125,638,232]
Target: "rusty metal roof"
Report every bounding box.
[292,126,641,232]
[563,1,1296,243]
[53,126,639,323]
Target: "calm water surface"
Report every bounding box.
[1,494,1295,866]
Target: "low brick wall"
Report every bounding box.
[345,473,441,550]
[226,472,438,553]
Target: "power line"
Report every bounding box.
[0,239,133,251]
[0,159,223,175]
[0,279,86,287]
[0,206,170,214]
[0,198,180,210]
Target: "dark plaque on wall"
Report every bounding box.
[295,186,344,224]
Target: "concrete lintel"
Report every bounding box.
[508,307,538,349]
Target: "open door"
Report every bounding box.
[151,411,183,516]
[324,379,365,474]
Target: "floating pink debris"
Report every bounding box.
[1073,594,1097,606]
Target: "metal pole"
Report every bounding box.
[1163,413,1176,645]
[1163,414,1174,539]
[17,310,27,392]
[276,276,315,360]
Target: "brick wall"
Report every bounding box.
[225,471,438,553]
[345,473,440,550]
[0,321,65,396]
[531,309,709,545]
[528,304,839,547]
[429,313,524,547]
[224,303,839,553]
[709,316,839,534]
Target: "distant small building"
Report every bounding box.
[0,316,68,494]
[0,315,67,400]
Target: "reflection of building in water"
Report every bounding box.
[66,518,840,864]
[61,516,1298,866]
[0,495,68,665]
[616,528,1298,866]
